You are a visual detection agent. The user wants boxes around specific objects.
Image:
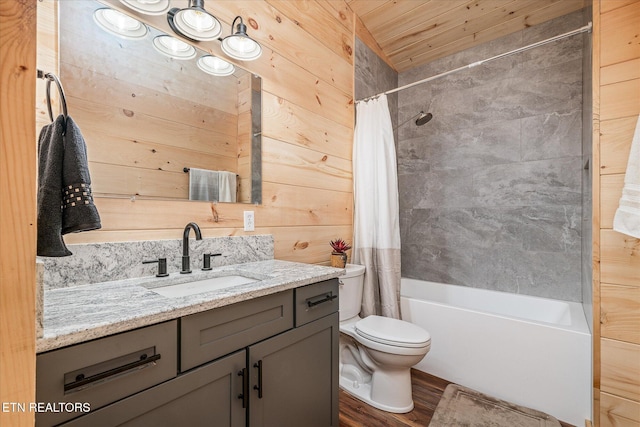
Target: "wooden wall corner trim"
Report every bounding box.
[0,0,37,425]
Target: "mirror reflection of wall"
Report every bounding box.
[58,0,262,204]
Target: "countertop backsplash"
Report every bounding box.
[38,235,274,290]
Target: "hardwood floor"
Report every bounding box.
[338,369,576,427]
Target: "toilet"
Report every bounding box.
[338,264,431,413]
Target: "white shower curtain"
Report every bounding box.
[353,94,402,319]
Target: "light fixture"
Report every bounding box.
[167,0,221,42]
[93,8,148,39]
[119,0,171,16]
[197,55,235,76]
[221,16,262,61]
[152,35,197,60]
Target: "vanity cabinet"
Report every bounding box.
[36,279,339,427]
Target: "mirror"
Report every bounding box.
[58,0,262,204]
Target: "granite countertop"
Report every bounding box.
[38,260,344,353]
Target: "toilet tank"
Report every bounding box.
[338,264,366,321]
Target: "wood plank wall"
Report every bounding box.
[593,1,640,426]
[46,0,356,265]
[0,0,37,425]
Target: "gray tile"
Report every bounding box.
[473,157,582,207]
[516,250,582,301]
[471,243,526,294]
[397,135,431,164]
[518,205,582,252]
[511,59,583,118]
[521,111,582,161]
[399,168,475,210]
[401,242,475,288]
[519,35,583,70]
[428,119,522,170]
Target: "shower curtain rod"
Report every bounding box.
[356,22,592,103]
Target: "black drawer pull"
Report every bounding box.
[64,353,161,392]
[253,360,263,399]
[306,293,337,308]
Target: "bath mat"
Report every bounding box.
[429,384,562,427]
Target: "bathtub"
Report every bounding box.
[400,278,591,426]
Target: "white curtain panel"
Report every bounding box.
[353,94,402,319]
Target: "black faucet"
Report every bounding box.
[181,222,202,274]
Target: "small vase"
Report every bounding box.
[330,252,347,268]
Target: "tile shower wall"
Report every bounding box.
[397,11,585,302]
[354,38,398,139]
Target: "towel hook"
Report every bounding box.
[37,69,68,131]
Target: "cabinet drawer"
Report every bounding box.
[295,279,339,327]
[181,290,293,372]
[59,351,246,427]
[36,320,178,426]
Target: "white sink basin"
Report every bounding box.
[148,275,258,298]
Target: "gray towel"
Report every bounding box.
[37,115,101,257]
[189,168,219,201]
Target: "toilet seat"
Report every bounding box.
[353,315,431,355]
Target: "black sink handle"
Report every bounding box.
[142,258,169,277]
[202,253,222,271]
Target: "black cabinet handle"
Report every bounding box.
[237,368,248,408]
[253,360,263,399]
[306,293,337,308]
[64,353,161,392]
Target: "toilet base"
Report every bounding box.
[339,376,414,413]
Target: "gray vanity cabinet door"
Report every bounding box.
[248,312,339,427]
[60,350,246,427]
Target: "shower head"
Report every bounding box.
[393,110,434,130]
[415,111,433,126]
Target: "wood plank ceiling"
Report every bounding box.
[348,0,587,72]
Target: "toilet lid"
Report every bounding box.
[355,315,430,348]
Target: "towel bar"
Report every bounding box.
[37,69,68,128]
